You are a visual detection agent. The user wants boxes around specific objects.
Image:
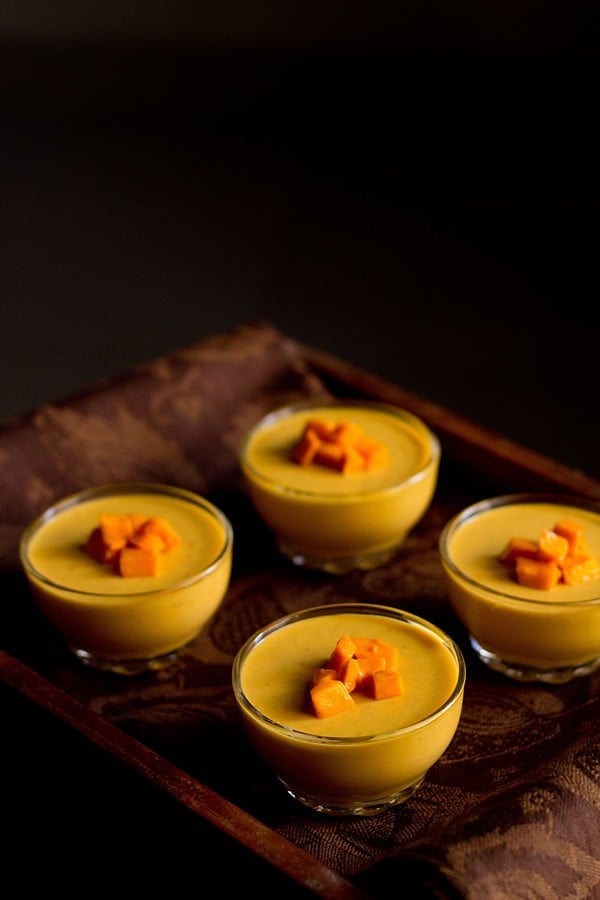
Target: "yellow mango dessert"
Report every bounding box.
[20,483,233,674]
[439,493,600,683]
[231,603,465,816]
[239,400,440,573]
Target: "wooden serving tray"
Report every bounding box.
[2,329,599,898]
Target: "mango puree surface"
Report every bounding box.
[238,610,462,802]
[23,491,231,659]
[444,501,600,667]
[243,405,432,495]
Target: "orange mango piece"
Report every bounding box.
[327,635,356,672]
[369,637,400,671]
[356,439,389,470]
[131,528,167,554]
[118,546,163,578]
[380,642,400,671]
[499,536,540,565]
[354,651,386,689]
[98,513,134,551]
[127,513,150,532]
[515,557,562,590]
[330,421,365,446]
[350,636,380,656]
[314,441,346,471]
[553,519,590,559]
[310,677,356,719]
[372,669,405,701]
[306,418,336,440]
[338,656,360,693]
[83,526,119,564]
[310,667,337,687]
[129,516,181,554]
[291,425,321,466]
[536,529,569,564]
[145,516,181,550]
[561,556,600,585]
[351,636,399,673]
[340,444,369,474]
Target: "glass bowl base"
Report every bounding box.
[470,636,600,684]
[279,539,404,575]
[279,775,425,816]
[71,646,181,676]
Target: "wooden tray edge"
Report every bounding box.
[297,341,600,499]
[0,649,367,900]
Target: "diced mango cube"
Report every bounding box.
[515,557,562,590]
[118,546,163,578]
[310,677,355,719]
[499,536,540,565]
[561,556,600,585]
[537,529,569,564]
[372,669,405,701]
[327,635,356,673]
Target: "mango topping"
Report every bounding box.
[309,635,404,718]
[291,417,389,474]
[83,513,182,577]
[499,518,600,590]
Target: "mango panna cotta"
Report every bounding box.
[439,493,600,683]
[239,399,441,574]
[19,483,233,675]
[232,603,465,816]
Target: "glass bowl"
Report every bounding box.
[19,482,233,675]
[231,602,465,816]
[238,399,440,574]
[439,492,600,683]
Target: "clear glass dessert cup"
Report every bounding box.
[239,399,441,574]
[231,602,465,816]
[439,492,600,684]
[19,482,233,675]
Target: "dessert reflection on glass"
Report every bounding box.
[231,603,465,816]
[239,399,441,574]
[19,482,233,675]
[439,493,600,683]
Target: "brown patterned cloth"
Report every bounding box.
[0,320,328,572]
[1,320,599,899]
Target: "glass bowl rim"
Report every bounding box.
[238,398,441,499]
[439,491,600,608]
[19,481,234,599]
[231,601,466,745]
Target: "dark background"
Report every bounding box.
[1,4,598,479]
